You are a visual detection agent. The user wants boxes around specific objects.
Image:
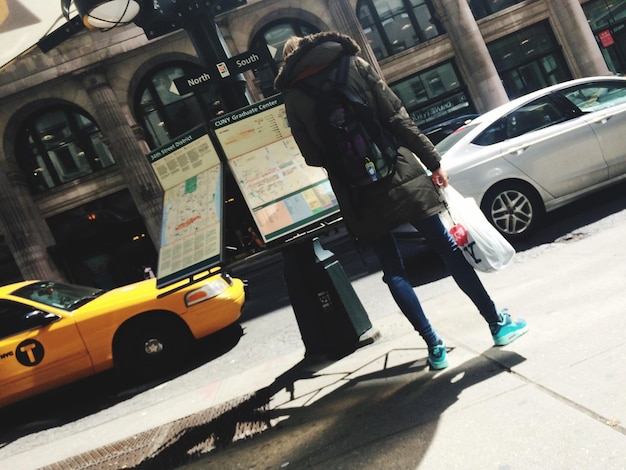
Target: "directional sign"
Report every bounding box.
[169,45,277,95]
[171,71,213,95]
[216,46,272,77]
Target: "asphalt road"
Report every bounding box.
[2,179,626,461]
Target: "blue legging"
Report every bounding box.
[371,214,500,347]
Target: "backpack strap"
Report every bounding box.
[335,54,351,87]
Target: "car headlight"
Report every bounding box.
[185,278,228,307]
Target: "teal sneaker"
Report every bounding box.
[428,339,449,370]
[491,310,528,346]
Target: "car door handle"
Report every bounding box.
[508,144,530,155]
[591,115,613,124]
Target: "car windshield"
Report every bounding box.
[12,281,104,311]
[435,122,480,155]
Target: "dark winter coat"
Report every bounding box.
[274,32,445,243]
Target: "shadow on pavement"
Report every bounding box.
[133,347,526,469]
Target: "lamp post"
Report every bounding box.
[65,0,249,111]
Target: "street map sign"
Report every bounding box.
[210,95,340,245]
[146,126,223,288]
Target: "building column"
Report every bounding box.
[0,159,64,281]
[77,67,163,248]
[545,0,611,77]
[433,0,508,113]
[326,0,384,78]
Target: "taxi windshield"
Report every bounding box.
[12,281,104,311]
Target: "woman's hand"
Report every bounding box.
[431,167,450,187]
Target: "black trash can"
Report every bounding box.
[282,237,377,359]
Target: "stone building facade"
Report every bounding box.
[0,0,623,287]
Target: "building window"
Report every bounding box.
[583,0,626,75]
[469,0,524,20]
[584,0,626,28]
[16,106,115,194]
[250,20,319,97]
[487,21,571,99]
[134,62,225,149]
[391,61,475,130]
[357,0,444,60]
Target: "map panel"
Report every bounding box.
[213,96,290,159]
[146,126,223,287]
[148,126,220,190]
[157,167,221,280]
[212,96,339,243]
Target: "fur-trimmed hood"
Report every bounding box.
[274,31,360,91]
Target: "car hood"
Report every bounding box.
[74,279,169,314]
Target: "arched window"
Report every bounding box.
[250,20,319,97]
[16,106,115,194]
[357,0,444,60]
[134,62,225,149]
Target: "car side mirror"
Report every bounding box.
[25,310,61,327]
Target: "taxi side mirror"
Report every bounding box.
[25,310,61,327]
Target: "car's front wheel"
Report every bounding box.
[480,181,544,241]
[113,314,192,381]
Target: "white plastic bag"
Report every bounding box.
[443,185,515,272]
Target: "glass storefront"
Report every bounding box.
[46,190,157,289]
[391,61,476,129]
[488,21,572,99]
[584,0,626,75]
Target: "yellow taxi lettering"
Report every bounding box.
[0,351,14,359]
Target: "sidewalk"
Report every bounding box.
[5,220,626,469]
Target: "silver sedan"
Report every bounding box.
[437,76,626,240]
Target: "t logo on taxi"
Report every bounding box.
[16,339,45,366]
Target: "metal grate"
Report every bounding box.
[40,390,272,470]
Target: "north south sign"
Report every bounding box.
[170,45,276,95]
[217,45,276,77]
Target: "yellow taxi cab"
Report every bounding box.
[0,272,245,408]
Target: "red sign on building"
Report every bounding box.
[599,30,615,47]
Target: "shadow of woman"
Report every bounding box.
[135,347,526,469]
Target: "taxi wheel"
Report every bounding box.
[114,315,192,381]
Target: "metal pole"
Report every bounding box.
[135,0,249,112]
[178,6,249,111]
